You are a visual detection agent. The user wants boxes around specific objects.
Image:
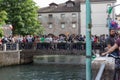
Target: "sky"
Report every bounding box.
[33,0,68,7]
[33,0,120,15]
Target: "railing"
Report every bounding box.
[0,42,106,51]
[0,43,19,51]
[95,64,105,80]
[94,53,108,80]
[0,42,85,51]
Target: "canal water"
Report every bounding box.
[0,64,85,80]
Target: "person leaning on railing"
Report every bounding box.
[101,32,120,56]
[103,28,119,57]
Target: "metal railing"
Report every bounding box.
[0,42,106,51]
[95,53,108,80]
[95,63,105,80]
[0,42,86,51]
[0,43,19,51]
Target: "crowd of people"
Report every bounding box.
[0,34,109,44]
[0,33,111,50]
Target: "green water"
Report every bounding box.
[0,64,85,80]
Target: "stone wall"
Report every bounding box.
[0,49,85,66]
[20,49,85,64]
[21,49,86,55]
[92,57,115,80]
[33,55,86,65]
[0,51,20,67]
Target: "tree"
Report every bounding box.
[33,23,44,35]
[0,28,3,37]
[0,10,8,26]
[0,0,44,35]
[0,10,7,37]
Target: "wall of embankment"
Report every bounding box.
[0,51,20,67]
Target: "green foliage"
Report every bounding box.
[0,10,8,25]
[0,10,7,37]
[0,0,44,35]
[33,22,45,35]
[0,28,3,37]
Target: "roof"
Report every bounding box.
[49,3,58,6]
[38,0,116,13]
[38,1,80,13]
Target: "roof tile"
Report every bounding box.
[38,1,80,13]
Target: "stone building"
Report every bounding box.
[38,0,80,36]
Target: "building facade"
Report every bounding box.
[38,0,80,36]
[77,0,116,35]
[116,14,120,27]
[38,0,116,36]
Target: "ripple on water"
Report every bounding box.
[0,64,86,80]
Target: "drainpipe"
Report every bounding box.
[86,0,92,80]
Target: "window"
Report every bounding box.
[72,13,76,18]
[48,14,53,18]
[61,23,65,28]
[61,14,65,18]
[72,23,76,28]
[66,3,74,7]
[48,23,52,28]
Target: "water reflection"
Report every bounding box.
[0,64,85,80]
